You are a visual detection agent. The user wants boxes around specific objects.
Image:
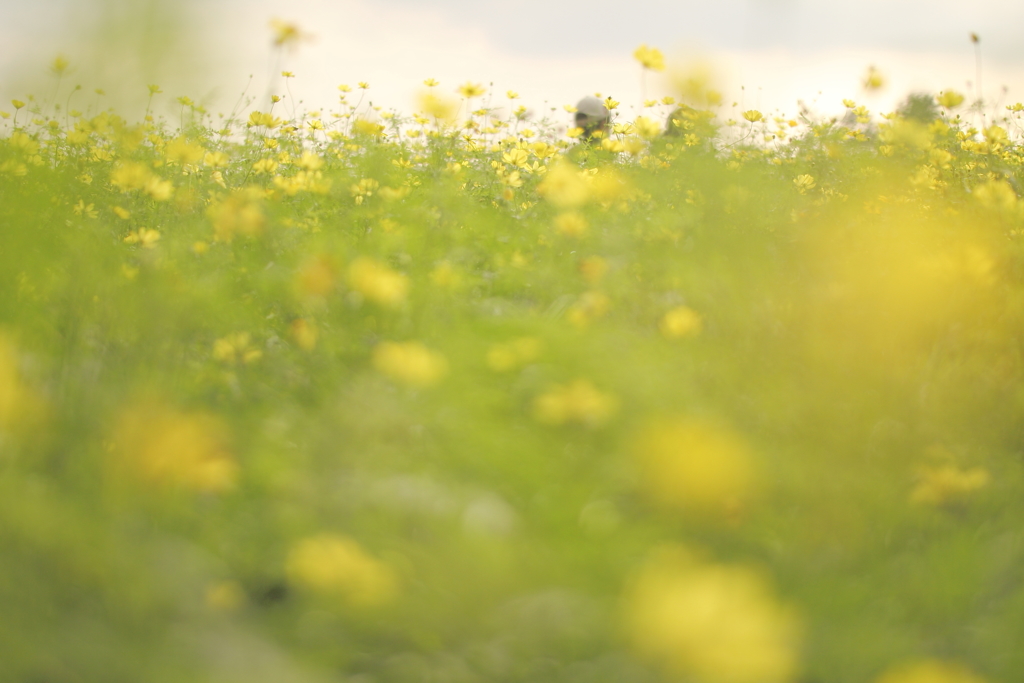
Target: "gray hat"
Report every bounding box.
[576,96,609,119]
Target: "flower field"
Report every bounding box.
[4,47,1024,683]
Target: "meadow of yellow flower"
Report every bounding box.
[2,47,1024,683]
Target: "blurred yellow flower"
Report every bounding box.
[212,332,262,365]
[937,90,965,109]
[372,341,448,387]
[794,174,816,194]
[457,82,486,98]
[417,91,458,123]
[633,44,665,72]
[110,402,238,493]
[911,464,989,506]
[286,534,398,606]
[295,255,337,298]
[207,188,265,242]
[863,66,885,90]
[486,337,542,372]
[554,211,589,237]
[289,318,319,351]
[123,228,161,248]
[742,110,764,123]
[532,379,618,427]
[538,162,590,208]
[164,136,206,166]
[622,546,801,683]
[347,257,408,307]
[875,660,988,683]
[660,306,703,339]
[630,418,756,515]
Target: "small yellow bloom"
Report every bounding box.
[863,65,885,90]
[660,306,703,338]
[486,337,542,372]
[532,379,618,427]
[295,255,337,298]
[742,110,764,123]
[347,257,408,307]
[457,82,486,98]
[212,332,262,365]
[537,162,591,208]
[207,188,265,242]
[110,402,238,493]
[554,211,589,237]
[937,90,965,109]
[911,464,989,506]
[875,660,988,683]
[286,534,397,606]
[622,546,801,683]
[793,174,816,194]
[631,418,756,515]
[289,318,319,351]
[372,341,448,387]
[633,44,665,72]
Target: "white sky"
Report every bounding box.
[3,0,1024,127]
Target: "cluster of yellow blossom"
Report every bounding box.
[372,341,448,387]
[622,545,801,683]
[630,418,756,516]
[286,534,398,606]
[532,379,618,427]
[347,257,409,307]
[109,402,238,493]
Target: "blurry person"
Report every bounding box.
[575,96,610,142]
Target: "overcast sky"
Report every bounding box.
[2,0,1023,125]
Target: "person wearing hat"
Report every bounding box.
[574,96,611,143]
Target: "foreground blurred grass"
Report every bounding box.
[3,51,1024,683]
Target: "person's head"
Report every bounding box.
[575,96,610,142]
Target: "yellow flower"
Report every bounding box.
[422,78,439,87]
[110,161,153,191]
[937,90,965,109]
[286,534,397,606]
[110,402,238,493]
[0,334,28,430]
[537,162,590,208]
[347,257,408,307]
[532,379,618,427]
[212,332,262,365]
[50,55,70,76]
[660,306,703,338]
[630,418,756,515]
[372,341,448,387]
[566,291,610,327]
[863,65,885,90]
[622,546,801,683]
[742,110,764,123]
[295,255,337,298]
[875,660,988,683]
[270,18,307,47]
[554,211,589,237]
[793,174,816,194]
[486,337,542,372]
[123,228,161,248]
[164,136,205,166]
[207,188,265,242]
[289,318,319,351]
[417,91,458,123]
[633,44,665,72]
[633,116,662,140]
[457,82,486,98]
[248,111,283,129]
[911,464,989,506]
